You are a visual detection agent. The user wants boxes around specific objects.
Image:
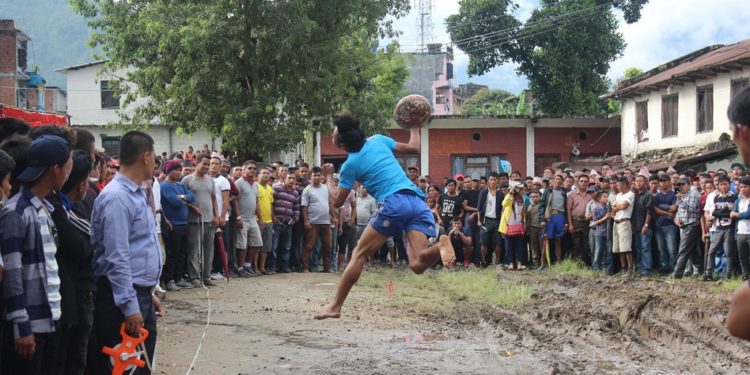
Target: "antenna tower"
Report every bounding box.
[415,0,433,52]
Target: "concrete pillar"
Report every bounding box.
[526,121,535,176]
[420,126,430,175]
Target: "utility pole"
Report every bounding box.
[415,0,433,53]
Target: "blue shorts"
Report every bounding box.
[370,191,437,238]
[546,213,566,239]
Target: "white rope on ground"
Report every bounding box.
[186,219,213,375]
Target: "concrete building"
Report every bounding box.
[606,39,750,160]
[320,116,620,179]
[57,60,220,157]
[0,19,67,114]
[403,46,449,107]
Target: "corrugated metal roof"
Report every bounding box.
[54,60,109,73]
[604,39,750,99]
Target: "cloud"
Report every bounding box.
[609,0,750,82]
[389,0,750,93]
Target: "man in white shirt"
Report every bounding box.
[731,176,750,281]
[611,177,635,274]
[209,155,231,280]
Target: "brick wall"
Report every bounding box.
[0,34,16,72]
[429,128,527,181]
[534,126,620,161]
[0,76,15,106]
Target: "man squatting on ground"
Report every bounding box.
[314,113,453,320]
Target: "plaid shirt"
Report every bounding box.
[0,188,60,339]
[676,189,701,225]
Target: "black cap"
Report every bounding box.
[17,135,70,183]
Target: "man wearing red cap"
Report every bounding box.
[407,166,419,185]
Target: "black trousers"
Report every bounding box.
[64,290,94,375]
[164,224,189,282]
[2,321,61,375]
[91,279,157,375]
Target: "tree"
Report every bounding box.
[607,66,644,112]
[446,0,648,116]
[69,0,409,154]
[461,88,514,116]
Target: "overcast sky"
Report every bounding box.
[386,0,750,94]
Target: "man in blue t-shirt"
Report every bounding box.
[314,113,454,320]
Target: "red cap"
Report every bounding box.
[408,166,420,173]
[454,173,465,180]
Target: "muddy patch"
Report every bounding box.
[156,270,750,374]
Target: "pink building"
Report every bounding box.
[431,55,454,115]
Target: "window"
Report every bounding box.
[696,85,713,133]
[731,78,750,99]
[534,154,560,177]
[635,101,648,142]
[101,135,121,156]
[661,94,679,138]
[435,95,446,104]
[396,155,419,172]
[451,155,507,178]
[100,80,120,109]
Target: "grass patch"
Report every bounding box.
[358,268,534,315]
[712,277,745,292]
[544,259,601,278]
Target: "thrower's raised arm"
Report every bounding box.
[394,127,420,155]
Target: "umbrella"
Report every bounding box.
[215,231,229,283]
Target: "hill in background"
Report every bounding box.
[0,0,96,88]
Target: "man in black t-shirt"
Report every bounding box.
[705,174,737,280]
[448,218,473,265]
[439,179,464,234]
[463,173,481,265]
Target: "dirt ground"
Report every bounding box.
[154,268,750,374]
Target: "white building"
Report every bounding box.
[56,60,220,157]
[606,39,750,159]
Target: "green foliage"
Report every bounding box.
[607,66,644,113]
[0,0,95,87]
[69,0,409,154]
[461,88,531,116]
[623,67,644,80]
[446,0,648,116]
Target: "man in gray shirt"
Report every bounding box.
[301,166,336,272]
[234,161,263,277]
[182,154,218,286]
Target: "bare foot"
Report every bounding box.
[438,235,456,268]
[314,305,341,320]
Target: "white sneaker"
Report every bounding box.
[155,284,167,293]
[210,272,225,281]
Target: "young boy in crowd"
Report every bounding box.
[1,135,72,372]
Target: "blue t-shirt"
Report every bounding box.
[653,190,677,227]
[339,134,424,202]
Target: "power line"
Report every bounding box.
[452,5,611,56]
[450,1,613,46]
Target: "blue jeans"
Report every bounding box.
[633,229,653,275]
[592,235,607,271]
[273,222,294,271]
[503,236,526,265]
[655,225,678,272]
